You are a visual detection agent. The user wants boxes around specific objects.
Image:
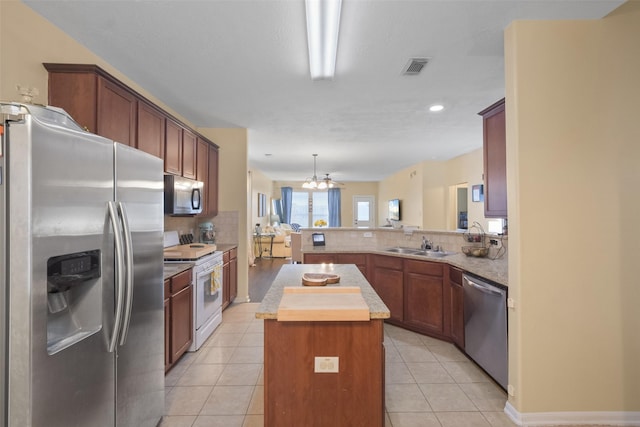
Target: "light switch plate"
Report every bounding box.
[314,356,339,373]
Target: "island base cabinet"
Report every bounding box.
[264,319,385,427]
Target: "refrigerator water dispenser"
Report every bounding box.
[46,250,102,354]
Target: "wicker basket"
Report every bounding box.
[461,246,490,258]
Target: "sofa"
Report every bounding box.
[254,224,293,258]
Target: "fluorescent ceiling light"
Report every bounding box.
[305,0,342,80]
[429,104,444,112]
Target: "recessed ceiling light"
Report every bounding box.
[429,104,444,112]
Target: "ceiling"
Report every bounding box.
[23,0,624,182]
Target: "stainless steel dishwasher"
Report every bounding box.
[463,274,508,389]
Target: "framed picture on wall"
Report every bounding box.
[258,193,267,217]
[472,184,484,202]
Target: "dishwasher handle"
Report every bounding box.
[464,276,504,297]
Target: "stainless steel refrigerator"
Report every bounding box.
[0,103,164,426]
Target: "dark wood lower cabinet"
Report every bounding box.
[404,260,448,338]
[165,269,193,372]
[264,319,385,427]
[304,252,465,345]
[222,247,238,310]
[171,284,193,362]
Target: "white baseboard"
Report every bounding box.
[505,402,640,426]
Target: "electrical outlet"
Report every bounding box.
[490,239,498,246]
[363,232,373,238]
[314,356,339,373]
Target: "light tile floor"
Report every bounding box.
[161,302,516,427]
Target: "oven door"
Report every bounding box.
[195,262,222,329]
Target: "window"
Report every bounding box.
[291,191,328,227]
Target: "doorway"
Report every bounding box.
[353,195,375,228]
[448,184,468,230]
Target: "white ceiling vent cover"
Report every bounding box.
[402,58,430,75]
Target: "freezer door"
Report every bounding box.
[6,113,116,427]
[114,143,164,427]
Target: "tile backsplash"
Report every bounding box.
[164,210,239,245]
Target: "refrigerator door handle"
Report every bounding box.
[117,202,134,346]
[107,201,126,353]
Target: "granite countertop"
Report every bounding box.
[301,247,508,287]
[256,264,390,320]
[216,243,238,252]
[163,262,194,280]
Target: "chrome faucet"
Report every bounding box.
[421,236,432,250]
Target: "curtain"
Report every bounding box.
[281,187,293,224]
[273,198,283,223]
[328,188,341,227]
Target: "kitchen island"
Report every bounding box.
[256,264,390,427]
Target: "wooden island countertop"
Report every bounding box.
[255,264,390,320]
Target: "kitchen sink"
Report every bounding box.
[418,250,455,258]
[384,247,422,255]
[384,247,455,257]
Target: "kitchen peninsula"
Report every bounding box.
[256,264,390,427]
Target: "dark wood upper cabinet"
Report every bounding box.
[137,100,165,159]
[45,64,136,146]
[196,138,209,215]
[181,129,197,179]
[207,145,219,217]
[165,119,183,176]
[479,98,507,218]
[45,63,220,213]
[96,78,137,146]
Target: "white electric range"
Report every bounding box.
[164,231,223,351]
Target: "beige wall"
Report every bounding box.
[377,149,488,232]
[505,1,640,415]
[250,169,274,228]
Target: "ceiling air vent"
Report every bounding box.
[402,57,430,75]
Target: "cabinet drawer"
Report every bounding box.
[449,266,463,285]
[223,250,230,263]
[371,254,403,270]
[405,259,443,277]
[171,269,192,294]
[230,247,237,260]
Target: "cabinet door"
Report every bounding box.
[230,257,238,302]
[449,267,464,349]
[164,297,171,370]
[171,285,193,362]
[222,261,231,309]
[480,99,507,218]
[371,266,404,323]
[164,279,171,370]
[137,101,165,159]
[196,139,209,215]
[207,145,219,216]
[182,129,197,179]
[97,77,137,146]
[405,272,444,335]
[165,119,183,175]
[46,69,98,133]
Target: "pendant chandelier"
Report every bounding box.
[302,154,334,189]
